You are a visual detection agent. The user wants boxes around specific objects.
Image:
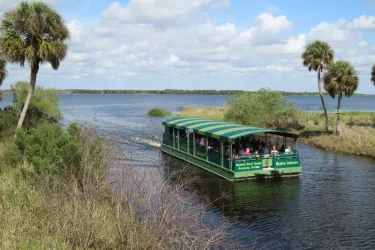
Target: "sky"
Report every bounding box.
[1,0,375,93]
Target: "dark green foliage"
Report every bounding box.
[4,122,113,188]
[11,81,62,130]
[0,1,69,68]
[302,40,334,72]
[148,108,172,117]
[6,122,80,173]
[224,88,301,130]
[371,65,375,86]
[323,61,359,98]
[0,105,18,138]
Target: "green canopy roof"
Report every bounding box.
[163,118,299,141]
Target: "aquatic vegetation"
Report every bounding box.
[148,108,172,117]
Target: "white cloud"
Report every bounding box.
[2,1,375,93]
[102,0,212,25]
[307,22,351,42]
[358,41,368,47]
[347,15,375,30]
[197,22,236,44]
[230,13,292,45]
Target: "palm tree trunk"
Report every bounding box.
[16,62,39,129]
[317,69,329,132]
[336,93,342,136]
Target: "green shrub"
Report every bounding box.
[224,88,301,130]
[0,106,18,138]
[3,122,113,188]
[148,108,172,117]
[11,81,62,131]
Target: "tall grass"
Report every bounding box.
[304,126,375,157]
[0,122,236,249]
[176,106,226,121]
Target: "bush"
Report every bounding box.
[224,88,301,130]
[0,105,18,138]
[11,81,62,130]
[148,108,172,117]
[4,122,114,189]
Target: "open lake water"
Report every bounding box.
[1,94,375,249]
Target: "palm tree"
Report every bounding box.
[0,56,7,101]
[371,65,375,85]
[0,1,69,129]
[323,61,359,136]
[302,40,334,132]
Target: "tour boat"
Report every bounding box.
[161,118,302,181]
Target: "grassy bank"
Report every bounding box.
[0,124,234,249]
[176,107,375,158]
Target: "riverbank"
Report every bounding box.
[0,124,233,249]
[176,107,375,158]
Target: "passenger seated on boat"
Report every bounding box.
[279,144,285,153]
[271,145,278,154]
[243,148,251,157]
[263,144,270,154]
[239,148,244,157]
[232,152,239,160]
[254,150,259,158]
[284,146,292,153]
[200,137,205,147]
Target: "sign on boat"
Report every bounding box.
[161,118,302,181]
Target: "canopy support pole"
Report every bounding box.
[193,133,196,156]
[205,136,208,161]
[187,130,190,154]
[229,140,233,171]
[177,129,180,150]
[220,141,224,167]
[173,128,175,148]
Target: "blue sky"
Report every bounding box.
[1,0,375,94]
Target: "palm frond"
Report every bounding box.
[371,65,375,85]
[301,40,334,72]
[0,1,69,69]
[323,60,359,98]
[0,56,8,85]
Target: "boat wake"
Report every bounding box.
[134,137,161,148]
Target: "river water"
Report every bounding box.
[1,94,375,249]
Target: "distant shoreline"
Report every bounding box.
[2,89,374,96]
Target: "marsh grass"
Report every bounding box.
[148,108,172,117]
[303,126,375,157]
[176,106,226,121]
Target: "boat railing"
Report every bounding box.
[233,151,300,170]
[272,151,300,168]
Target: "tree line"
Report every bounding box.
[67,89,371,96]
